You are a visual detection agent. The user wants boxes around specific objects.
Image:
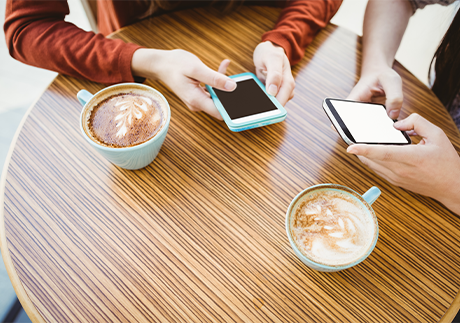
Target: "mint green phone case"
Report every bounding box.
[205,72,287,132]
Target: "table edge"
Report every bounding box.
[441,295,460,323]
[0,80,55,323]
[1,19,460,322]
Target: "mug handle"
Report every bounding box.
[77,90,93,106]
[362,186,381,205]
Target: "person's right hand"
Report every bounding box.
[347,67,404,120]
[253,41,295,106]
[131,48,236,120]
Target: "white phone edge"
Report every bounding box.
[322,99,355,146]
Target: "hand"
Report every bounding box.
[347,114,460,214]
[348,67,403,119]
[131,48,236,120]
[253,41,295,106]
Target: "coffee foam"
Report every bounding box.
[290,189,376,267]
[82,86,168,148]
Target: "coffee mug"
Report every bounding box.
[78,83,170,170]
[286,184,380,272]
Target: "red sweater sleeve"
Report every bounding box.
[4,0,142,84]
[262,0,343,65]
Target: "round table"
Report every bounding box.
[2,6,460,323]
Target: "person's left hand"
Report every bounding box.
[253,41,295,106]
[346,113,460,213]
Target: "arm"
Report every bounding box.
[4,0,141,84]
[253,0,342,105]
[262,0,343,65]
[5,0,237,119]
[348,0,413,119]
[360,0,412,78]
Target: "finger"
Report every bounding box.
[188,87,223,120]
[265,53,284,96]
[188,61,236,92]
[275,67,295,106]
[370,86,385,97]
[347,144,415,163]
[185,85,223,120]
[379,70,403,119]
[200,82,211,97]
[330,124,339,134]
[218,59,231,75]
[200,97,224,120]
[347,82,374,102]
[256,68,268,84]
[393,113,444,141]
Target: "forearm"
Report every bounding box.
[361,0,412,75]
[262,0,342,65]
[439,174,460,216]
[5,0,141,84]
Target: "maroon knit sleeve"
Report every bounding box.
[262,0,343,65]
[4,0,142,84]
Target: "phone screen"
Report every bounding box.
[213,79,278,120]
[327,99,410,144]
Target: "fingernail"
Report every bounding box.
[394,119,403,128]
[225,80,236,91]
[389,110,399,119]
[268,84,278,96]
[346,146,355,153]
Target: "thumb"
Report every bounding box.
[394,113,444,140]
[188,61,236,92]
[347,81,373,102]
[378,70,403,119]
[265,54,283,96]
[347,144,412,162]
[218,59,231,74]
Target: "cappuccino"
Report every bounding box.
[86,92,166,148]
[291,189,376,267]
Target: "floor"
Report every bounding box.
[0,0,458,322]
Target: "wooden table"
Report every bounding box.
[2,6,460,323]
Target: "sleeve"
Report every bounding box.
[4,0,143,84]
[409,0,457,13]
[261,0,343,65]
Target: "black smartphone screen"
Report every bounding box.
[325,99,411,145]
[213,79,278,120]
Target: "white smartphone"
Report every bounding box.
[322,98,411,145]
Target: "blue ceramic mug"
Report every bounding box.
[78,83,170,170]
[286,184,380,272]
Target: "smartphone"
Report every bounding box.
[205,73,287,132]
[322,98,411,145]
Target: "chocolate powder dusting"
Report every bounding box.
[89,93,163,147]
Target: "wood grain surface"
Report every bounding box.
[2,6,460,323]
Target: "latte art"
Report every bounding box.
[88,93,164,148]
[114,96,153,137]
[292,190,375,266]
